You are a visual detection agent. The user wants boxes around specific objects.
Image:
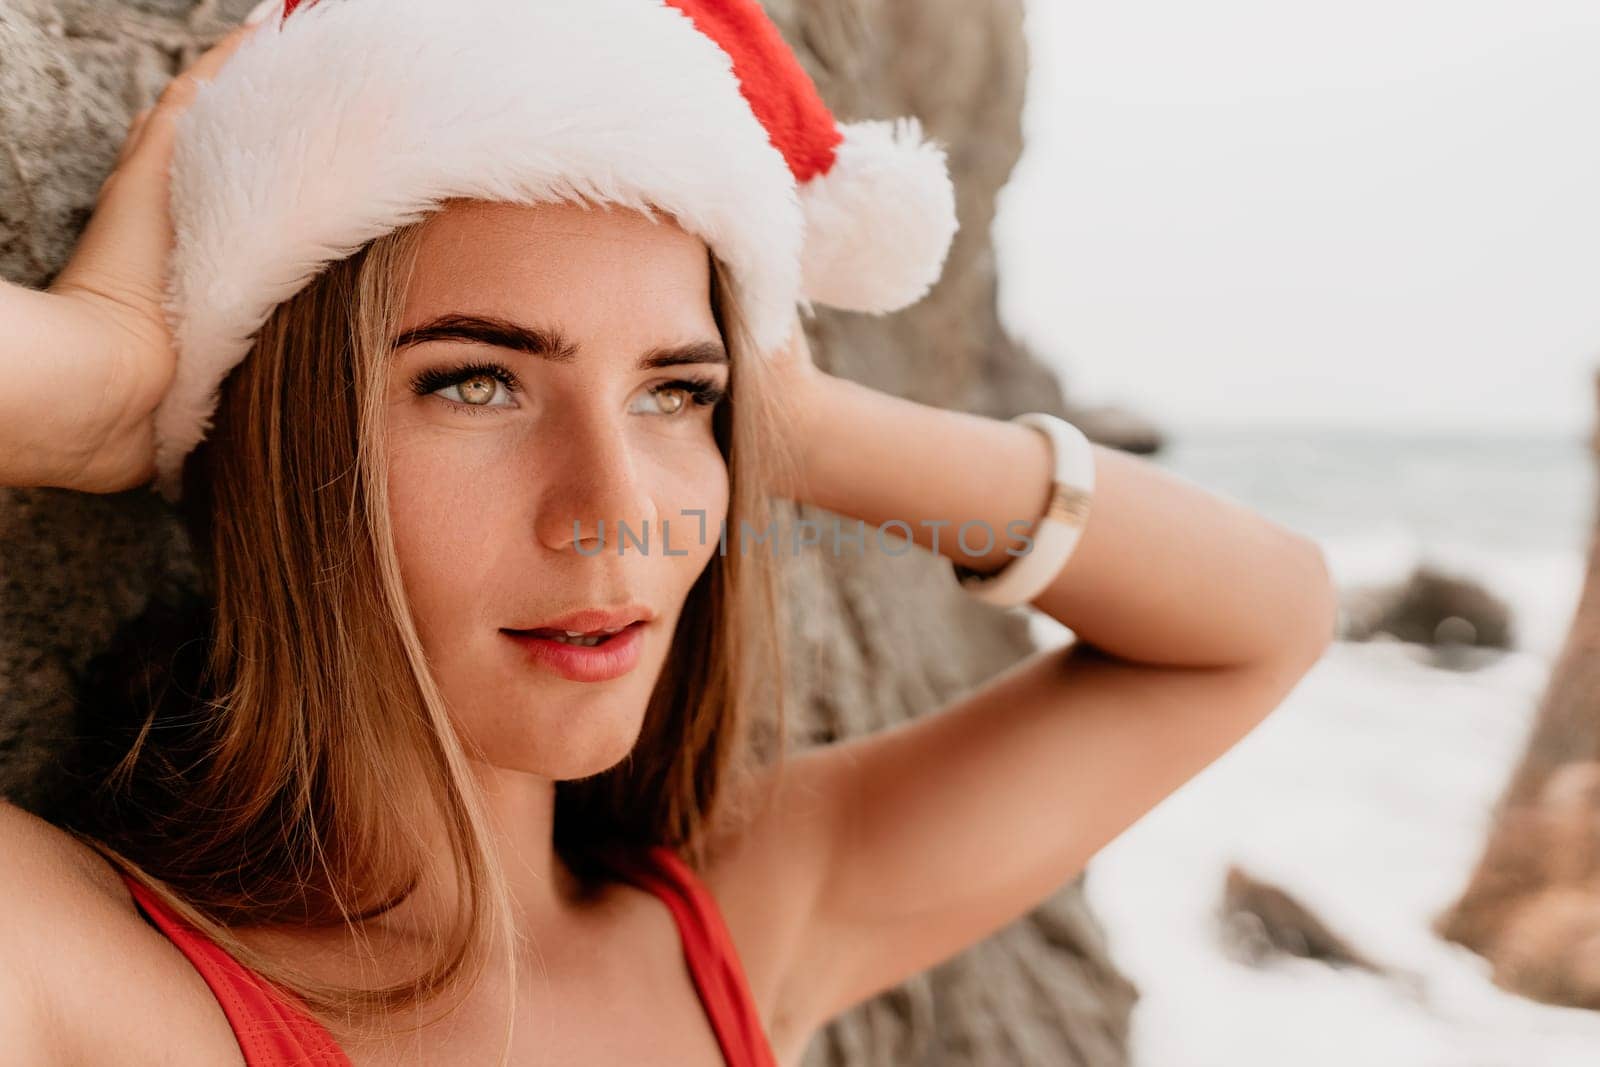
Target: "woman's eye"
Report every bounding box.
[632,378,728,417]
[406,364,726,418]
[408,361,520,414]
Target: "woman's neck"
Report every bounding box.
[389,760,590,939]
[236,761,603,990]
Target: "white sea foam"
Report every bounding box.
[1020,429,1597,1064]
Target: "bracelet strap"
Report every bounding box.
[951,411,1095,607]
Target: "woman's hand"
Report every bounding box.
[3,20,263,493]
[766,312,821,395]
[762,312,832,499]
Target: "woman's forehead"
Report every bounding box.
[417,199,707,262]
[397,200,720,341]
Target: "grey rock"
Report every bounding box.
[1338,561,1514,661]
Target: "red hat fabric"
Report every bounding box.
[662,0,844,183]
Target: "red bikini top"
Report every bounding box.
[118,845,778,1066]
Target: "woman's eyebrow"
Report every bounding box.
[390,314,579,362]
[389,313,726,369]
[639,340,728,370]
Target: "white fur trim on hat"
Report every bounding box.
[152,0,802,502]
[798,118,959,312]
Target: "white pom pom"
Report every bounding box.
[798,117,959,313]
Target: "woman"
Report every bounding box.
[0,2,1337,1065]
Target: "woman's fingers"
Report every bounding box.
[180,19,265,84]
[128,20,265,171]
[114,107,153,168]
[64,17,268,336]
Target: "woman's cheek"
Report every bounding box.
[384,432,511,632]
[653,444,729,565]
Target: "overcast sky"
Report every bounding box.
[994,0,1600,435]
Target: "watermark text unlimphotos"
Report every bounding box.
[571,510,1037,561]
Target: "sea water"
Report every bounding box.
[1034,425,1600,1066]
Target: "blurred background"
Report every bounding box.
[1000,1,1600,1063]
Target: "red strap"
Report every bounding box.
[120,874,352,1067]
[121,849,775,1066]
[611,845,779,1067]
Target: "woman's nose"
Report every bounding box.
[530,410,658,557]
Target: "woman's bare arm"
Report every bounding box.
[0,280,153,491]
[724,359,1336,1038]
[0,798,251,1066]
[0,918,60,1065]
[0,21,261,493]
[0,800,135,1066]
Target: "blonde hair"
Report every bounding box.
[61,204,795,1061]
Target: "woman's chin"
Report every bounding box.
[460,712,648,781]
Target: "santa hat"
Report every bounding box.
[149,0,959,502]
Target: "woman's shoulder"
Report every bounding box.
[0,799,247,1066]
[0,798,133,906]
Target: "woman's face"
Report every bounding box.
[385,200,730,780]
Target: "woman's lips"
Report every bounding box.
[501,619,647,682]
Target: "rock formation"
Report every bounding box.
[1435,369,1600,1011]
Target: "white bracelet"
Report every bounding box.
[951,411,1095,607]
